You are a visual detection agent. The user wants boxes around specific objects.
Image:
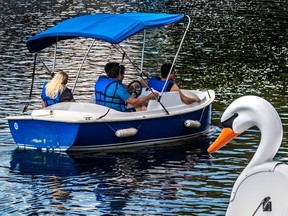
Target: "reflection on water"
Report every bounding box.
[1,0,288,215]
[2,137,221,215]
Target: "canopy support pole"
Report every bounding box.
[112,44,150,80]
[140,29,146,75]
[159,15,191,99]
[37,54,53,76]
[72,39,96,93]
[52,37,58,76]
[139,29,169,114]
[22,53,37,113]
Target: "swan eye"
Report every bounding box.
[222,113,238,128]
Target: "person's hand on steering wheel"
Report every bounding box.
[127,80,143,98]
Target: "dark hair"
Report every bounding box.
[161,63,175,78]
[105,62,125,78]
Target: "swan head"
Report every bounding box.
[208,95,282,154]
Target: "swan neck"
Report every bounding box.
[246,118,283,168]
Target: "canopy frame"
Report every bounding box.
[24,12,188,114]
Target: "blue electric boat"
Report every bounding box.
[7,12,215,151]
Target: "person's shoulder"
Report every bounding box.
[98,75,108,80]
[151,76,161,80]
[169,83,179,91]
[62,86,72,94]
[117,82,127,89]
[60,87,74,101]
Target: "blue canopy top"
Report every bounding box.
[26,12,185,53]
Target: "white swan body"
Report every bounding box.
[208,95,288,216]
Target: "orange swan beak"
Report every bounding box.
[208,128,240,153]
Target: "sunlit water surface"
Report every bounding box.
[1,0,288,215]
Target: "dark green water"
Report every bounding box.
[0,0,288,215]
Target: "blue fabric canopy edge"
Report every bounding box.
[26,12,185,53]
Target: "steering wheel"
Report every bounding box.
[127,80,143,98]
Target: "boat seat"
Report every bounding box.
[147,92,182,111]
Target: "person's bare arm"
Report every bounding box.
[126,92,158,107]
[171,83,200,105]
[41,99,46,108]
[179,90,201,104]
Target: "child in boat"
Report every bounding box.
[41,72,75,108]
[148,63,201,104]
[94,62,158,112]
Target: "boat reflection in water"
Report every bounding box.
[8,134,212,215]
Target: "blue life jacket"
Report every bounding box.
[94,76,126,111]
[41,82,61,107]
[148,76,174,92]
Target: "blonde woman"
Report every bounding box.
[41,72,75,108]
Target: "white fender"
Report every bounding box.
[115,128,138,138]
[184,120,201,128]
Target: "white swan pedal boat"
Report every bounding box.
[208,95,288,215]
